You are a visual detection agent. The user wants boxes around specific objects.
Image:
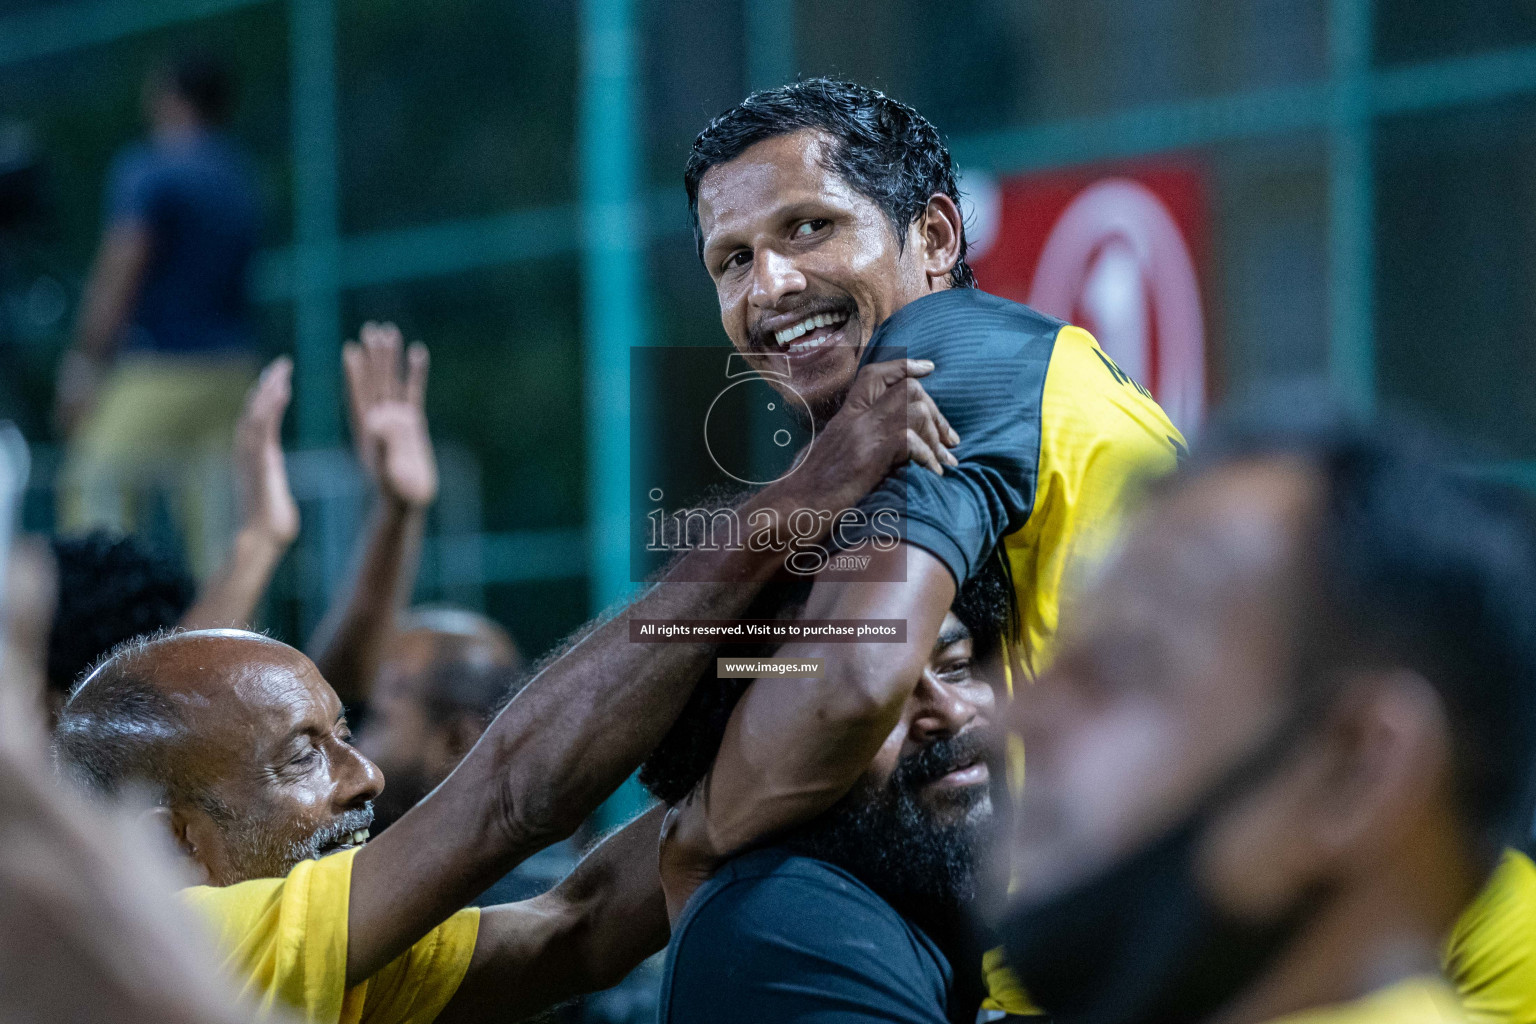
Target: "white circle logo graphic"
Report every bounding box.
[703,369,816,486]
[1028,178,1206,434]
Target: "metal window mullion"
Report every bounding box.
[579,0,651,831]
[289,0,343,631]
[1327,0,1376,416]
[745,0,795,92]
[578,0,643,615]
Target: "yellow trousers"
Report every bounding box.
[58,355,255,572]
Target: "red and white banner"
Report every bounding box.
[964,162,1211,435]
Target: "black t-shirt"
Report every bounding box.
[851,287,1063,585]
[659,847,953,1023]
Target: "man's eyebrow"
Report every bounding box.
[700,221,745,259]
[701,199,837,257]
[280,708,345,747]
[934,623,971,652]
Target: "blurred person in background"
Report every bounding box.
[999,409,1536,1024]
[47,528,193,701]
[353,606,522,837]
[42,322,429,720]
[348,606,592,998]
[55,52,261,564]
[41,354,297,716]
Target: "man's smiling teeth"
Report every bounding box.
[325,828,370,854]
[774,311,848,348]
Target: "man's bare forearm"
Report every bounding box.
[345,357,955,982]
[437,807,667,1024]
[308,498,424,705]
[180,529,287,629]
[346,486,805,983]
[660,545,956,916]
[74,224,149,361]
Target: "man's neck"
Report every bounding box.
[1209,887,1447,1024]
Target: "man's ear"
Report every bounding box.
[915,193,964,286]
[142,805,214,885]
[1203,673,1454,918]
[1309,672,1453,864]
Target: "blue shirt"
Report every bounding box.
[105,130,260,356]
[659,847,953,1023]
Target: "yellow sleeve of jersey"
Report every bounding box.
[987,326,1182,1019]
[1003,325,1184,678]
[182,848,480,1024]
[1447,849,1536,1024]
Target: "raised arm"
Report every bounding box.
[55,222,150,434]
[436,806,668,1024]
[308,323,437,704]
[344,357,955,984]
[181,357,299,630]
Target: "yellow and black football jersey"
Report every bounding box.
[856,287,1181,1018]
[854,287,1184,680]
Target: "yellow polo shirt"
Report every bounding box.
[1266,975,1466,1023]
[183,849,479,1024]
[1447,849,1536,1024]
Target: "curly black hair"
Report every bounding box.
[639,553,1014,804]
[684,78,975,289]
[47,531,194,699]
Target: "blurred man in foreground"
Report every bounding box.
[1000,412,1536,1024]
[2,489,279,1024]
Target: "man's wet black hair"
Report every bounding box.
[1187,399,1536,862]
[640,553,1013,805]
[684,78,975,289]
[47,531,194,700]
[165,52,237,124]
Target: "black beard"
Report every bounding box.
[805,377,855,431]
[783,730,998,908]
[998,693,1337,1024]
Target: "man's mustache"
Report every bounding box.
[894,728,999,790]
[747,298,855,350]
[299,803,375,857]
